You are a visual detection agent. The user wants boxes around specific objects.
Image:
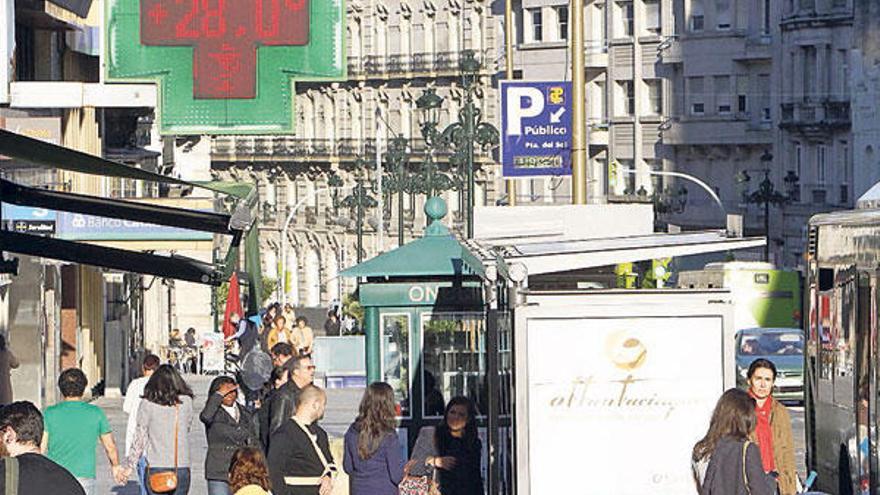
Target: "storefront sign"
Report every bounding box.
[105,0,345,134]
[10,220,56,235]
[56,212,212,241]
[359,282,483,307]
[0,117,62,160]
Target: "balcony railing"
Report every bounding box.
[779,100,850,132]
[212,136,492,160]
[347,51,491,78]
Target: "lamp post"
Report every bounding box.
[415,51,499,239]
[330,159,379,263]
[414,88,458,203]
[382,137,411,247]
[736,150,799,262]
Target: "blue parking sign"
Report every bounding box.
[500,81,573,177]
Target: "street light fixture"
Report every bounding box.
[739,150,799,262]
[330,160,379,263]
[415,50,500,239]
[381,137,412,247]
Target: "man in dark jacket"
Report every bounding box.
[264,355,315,452]
[200,376,258,495]
[0,401,86,495]
[267,385,336,495]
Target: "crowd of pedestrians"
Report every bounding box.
[0,299,489,495]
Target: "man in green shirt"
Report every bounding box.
[41,368,122,494]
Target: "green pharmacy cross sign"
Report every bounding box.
[105,0,345,134]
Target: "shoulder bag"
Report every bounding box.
[148,404,179,493]
[284,419,334,486]
[399,470,439,495]
[4,456,18,495]
[741,440,752,495]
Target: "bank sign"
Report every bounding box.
[500,81,572,177]
[105,0,344,134]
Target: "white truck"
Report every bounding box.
[514,288,737,495]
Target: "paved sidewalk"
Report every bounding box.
[91,374,362,494]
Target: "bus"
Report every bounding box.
[678,261,802,330]
[804,207,880,495]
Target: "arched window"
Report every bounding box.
[305,248,321,307]
[286,246,300,306]
[325,250,340,303]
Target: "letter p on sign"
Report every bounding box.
[506,87,544,136]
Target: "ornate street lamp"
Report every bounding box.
[330,159,379,263]
[737,150,799,262]
[381,137,412,247]
[414,88,457,202]
[415,50,499,239]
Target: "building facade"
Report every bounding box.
[210,0,506,309]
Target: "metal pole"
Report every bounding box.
[398,165,405,247]
[764,195,770,262]
[504,0,517,207]
[376,108,384,254]
[571,0,587,204]
[466,93,476,239]
[357,182,364,263]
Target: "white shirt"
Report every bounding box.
[123,375,150,456]
[221,403,240,422]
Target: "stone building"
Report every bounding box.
[210,0,505,309]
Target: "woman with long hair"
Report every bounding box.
[116,364,195,494]
[343,382,409,495]
[409,396,483,495]
[692,388,776,495]
[228,447,272,495]
[201,376,258,495]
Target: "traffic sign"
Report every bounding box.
[500,81,572,177]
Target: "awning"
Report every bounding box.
[0,129,261,290]
[0,230,220,284]
[497,231,766,276]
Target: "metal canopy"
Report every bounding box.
[1,179,234,234]
[497,230,766,276]
[0,230,220,284]
[341,201,485,279]
[0,129,259,286]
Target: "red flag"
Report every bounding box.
[222,274,243,338]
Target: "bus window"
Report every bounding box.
[833,277,856,407]
[817,292,834,403]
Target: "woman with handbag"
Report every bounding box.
[116,364,194,495]
[343,382,411,495]
[407,397,483,495]
[692,388,776,495]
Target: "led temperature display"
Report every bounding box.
[140,0,310,98]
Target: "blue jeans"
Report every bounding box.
[145,467,190,495]
[137,457,148,495]
[207,480,232,495]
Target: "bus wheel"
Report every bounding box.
[839,444,854,495]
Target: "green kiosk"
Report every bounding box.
[341,197,514,495]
